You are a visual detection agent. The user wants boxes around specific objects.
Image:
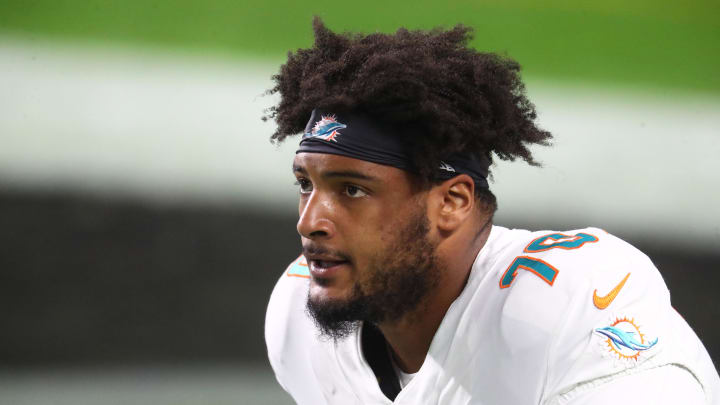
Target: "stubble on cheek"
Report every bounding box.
[305,206,441,340]
[360,216,439,322]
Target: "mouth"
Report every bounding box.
[308,259,350,281]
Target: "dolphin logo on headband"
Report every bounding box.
[304,115,347,142]
[298,109,490,190]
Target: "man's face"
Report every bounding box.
[293,152,441,339]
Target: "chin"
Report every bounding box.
[309,279,351,303]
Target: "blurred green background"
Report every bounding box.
[1,1,718,404]
[1,0,718,92]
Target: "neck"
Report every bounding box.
[377,221,492,373]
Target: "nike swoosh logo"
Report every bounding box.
[593,272,631,309]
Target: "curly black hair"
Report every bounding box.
[265,18,551,209]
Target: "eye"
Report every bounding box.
[295,178,313,195]
[344,184,368,198]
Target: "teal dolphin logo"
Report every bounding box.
[595,318,658,360]
[595,326,658,351]
[304,115,346,142]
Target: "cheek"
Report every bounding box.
[343,224,386,276]
[349,231,381,263]
[348,222,401,278]
[339,196,413,272]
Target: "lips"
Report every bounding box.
[302,243,352,281]
[308,258,350,279]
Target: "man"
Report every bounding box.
[264,18,720,404]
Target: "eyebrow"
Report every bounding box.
[293,165,379,182]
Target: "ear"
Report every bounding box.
[433,174,475,233]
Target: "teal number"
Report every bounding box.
[286,256,310,278]
[499,256,559,288]
[524,232,598,253]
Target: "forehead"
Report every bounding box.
[293,152,411,184]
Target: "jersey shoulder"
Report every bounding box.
[265,255,313,342]
[486,228,715,402]
[490,226,670,344]
[494,226,665,300]
[265,255,326,405]
[265,255,313,360]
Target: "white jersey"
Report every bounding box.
[265,226,720,404]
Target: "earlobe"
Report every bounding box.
[437,175,475,232]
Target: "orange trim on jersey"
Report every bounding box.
[522,232,599,253]
[498,256,560,289]
[286,255,311,279]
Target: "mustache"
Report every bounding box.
[302,243,352,263]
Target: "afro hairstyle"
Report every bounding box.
[265,17,551,203]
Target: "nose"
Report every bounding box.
[297,192,335,240]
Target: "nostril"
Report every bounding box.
[309,230,328,238]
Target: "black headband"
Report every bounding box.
[297,109,490,189]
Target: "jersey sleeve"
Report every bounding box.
[561,364,706,404]
[533,229,719,404]
[265,255,327,405]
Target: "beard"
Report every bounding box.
[305,208,441,340]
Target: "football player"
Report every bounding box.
[264,18,720,404]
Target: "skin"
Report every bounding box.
[293,152,492,373]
